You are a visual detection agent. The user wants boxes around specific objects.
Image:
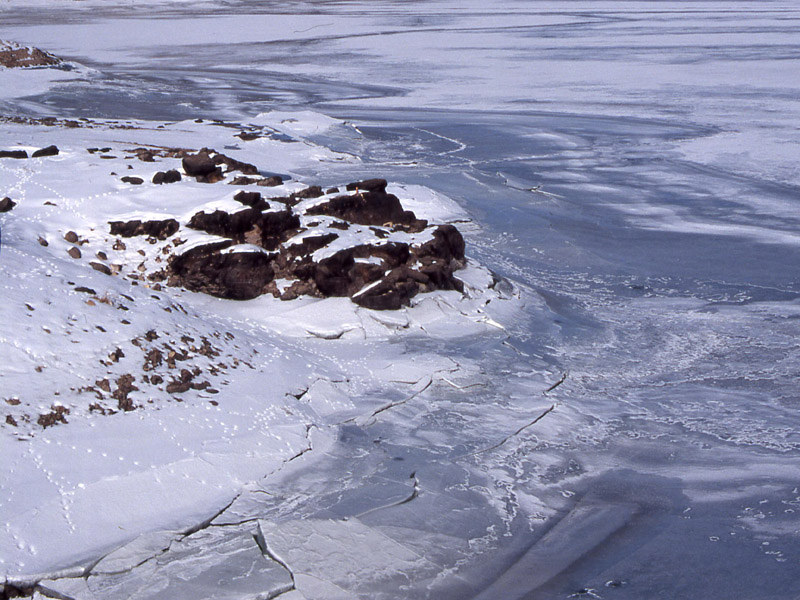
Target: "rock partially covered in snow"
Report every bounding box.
[0,40,62,69]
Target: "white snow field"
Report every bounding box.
[2,1,800,599]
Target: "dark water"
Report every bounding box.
[2,1,800,597]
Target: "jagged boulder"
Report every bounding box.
[169,241,275,300]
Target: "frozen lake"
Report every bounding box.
[2,1,800,598]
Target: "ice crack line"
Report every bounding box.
[464,403,557,459]
[347,376,433,427]
[350,471,421,520]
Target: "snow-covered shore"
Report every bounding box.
[0,59,523,589]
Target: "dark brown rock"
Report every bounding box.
[414,224,466,264]
[0,150,28,159]
[291,185,324,200]
[188,208,299,250]
[168,241,275,300]
[121,176,144,185]
[237,131,261,141]
[257,176,284,187]
[284,233,339,260]
[130,148,155,162]
[352,267,422,310]
[32,145,59,158]
[64,231,79,243]
[182,151,223,182]
[307,189,427,232]
[109,218,179,240]
[346,178,388,193]
[152,169,182,185]
[314,243,409,298]
[213,152,258,175]
[233,190,269,211]
[90,261,113,275]
[230,176,259,186]
[0,197,16,212]
[67,246,82,259]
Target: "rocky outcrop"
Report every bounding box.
[107,166,467,309]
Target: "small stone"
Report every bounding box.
[90,261,113,275]
[67,246,82,259]
[64,231,79,243]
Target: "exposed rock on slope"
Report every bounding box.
[0,40,63,68]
